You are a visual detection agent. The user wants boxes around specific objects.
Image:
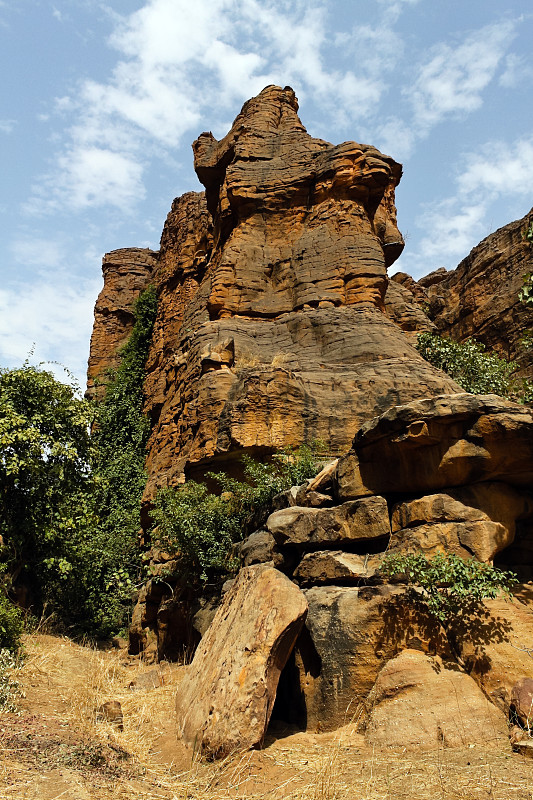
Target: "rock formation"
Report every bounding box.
[87,86,533,756]
[88,85,460,508]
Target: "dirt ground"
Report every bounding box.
[0,634,531,800]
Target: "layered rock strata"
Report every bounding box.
[87,248,158,401]
[88,85,460,510]
[234,392,533,738]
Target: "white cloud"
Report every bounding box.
[29,0,408,214]
[402,133,533,276]
[0,119,16,134]
[0,274,101,388]
[457,136,533,197]
[372,116,417,161]
[408,21,516,131]
[11,237,64,268]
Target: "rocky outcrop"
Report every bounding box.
[88,85,461,510]
[336,393,533,499]
[86,87,533,756]
[86,248,158,401]
[174,564,307,758]
[232,392,533,741]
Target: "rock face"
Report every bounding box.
[364,649,509,750]
[293,586,451,731]
[87,87,533,754]
[235,392,533,738]
[174,565,307,758]
[87,248,158,401]
[336,393,533,499]
[88,85,461,509]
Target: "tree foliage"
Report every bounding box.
[153,444,323,586]
[380,552,514,626]
[64,285,158,637]
[416,331,533,402]
[0,361,95,616]
[0,285,158,639]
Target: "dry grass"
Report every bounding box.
[0,635,532,800]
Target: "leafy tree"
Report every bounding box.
[0,361,95,615]
[60,284,158,637]
[416,332,517,396]
[153,444,323,586]
[0,285,158,640]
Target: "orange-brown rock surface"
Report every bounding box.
[364,649,509,751]
[87,247,158,400]
[175,564,308,757]
[87,85,461,508]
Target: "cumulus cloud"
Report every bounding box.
[402,133,533,276]
[408,21,516,131]
[29,0,416,214]
[0,274,101,387]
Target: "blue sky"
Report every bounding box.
[1,0,532,386]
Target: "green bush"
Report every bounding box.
[153,444,324,586]
[380,552,514,626]
[57,285,158,637]
[0,360,95,616]
[416,332,516,396]
[0,285,158,640]
[0,593,23,653]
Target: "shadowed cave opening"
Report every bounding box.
[494,521,533,583]
[269,627,322,732]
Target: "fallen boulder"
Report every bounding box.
[175,564,308,758]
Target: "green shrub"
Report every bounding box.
[0,285,158,640]
[153,444,324,586]
[0,593,23,653]
[416,332,516,396]
[380,552,514,626]
[0,360,95,616]
[59,284,158,637]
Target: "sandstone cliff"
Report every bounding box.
[88,85,459,507]
[86,86,533,755]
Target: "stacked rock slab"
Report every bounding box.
[237,392,533,738]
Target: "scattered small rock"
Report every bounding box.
[96,700,123,731]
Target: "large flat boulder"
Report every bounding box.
[337,393,533,500]
[266,497,390,549]
[175,565,308,758]
[365,649,510,750]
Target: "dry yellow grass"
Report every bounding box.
[0,634,532,800]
